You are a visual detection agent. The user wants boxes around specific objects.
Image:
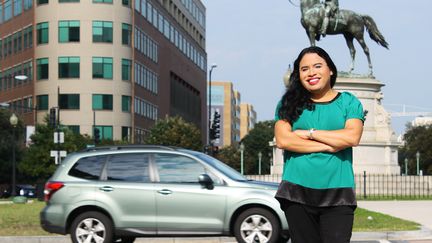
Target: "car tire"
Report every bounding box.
[70,211,113,243]
[233,207,282,243]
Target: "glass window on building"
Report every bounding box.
[4,0,12,21]
[37,22,49,45]
[22,61,33,82]
[36,58,48,80]
[122,95,131,112]
[94,126,113,140]
[92,21,113,43]
[24,0,33,9]
[122,23,132,46]
[122,0,130,7]
[66,125,80,134]
[13,0,23,16]
[121,59,131,81]
[92,94,113,110]
[92,57,113,79]
[59,57,80,78]
[93,0,112,3]
[37,94,49,110]
[37,0,48,4]
[59,20,80,43]
[59,94,80,109]
[121,126,130,141]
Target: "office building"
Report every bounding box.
[239,103,256,140]
[210,81,256,148]
[0,0,207,143]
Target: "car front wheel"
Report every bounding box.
[70,211,113,243]
[233,207,282,243]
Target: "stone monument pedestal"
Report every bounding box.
[335,75,401,174]
[270,75,401,175]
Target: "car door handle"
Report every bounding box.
[99,186,114,192]
[157,189,172,195]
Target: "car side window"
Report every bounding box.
[155,153,205,183]
[68,155,107,180]
[106,153,150,182]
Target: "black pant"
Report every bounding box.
[281,200,354,243]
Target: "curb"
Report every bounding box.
[351,226,432,241]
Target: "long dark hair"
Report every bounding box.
[278,46,337,123]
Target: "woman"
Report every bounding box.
[274,46,364,243]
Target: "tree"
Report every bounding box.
[0,109,25,184]
[240,120,275,175]
[145,116,203,151]
[19,115,93,182]
[216,145,241,171]
[398,124,432,175]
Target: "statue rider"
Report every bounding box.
[321,0,339,37]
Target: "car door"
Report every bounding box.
[96,153,156,233]
[152,153,227,235]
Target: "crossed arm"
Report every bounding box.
[274,119,363,153]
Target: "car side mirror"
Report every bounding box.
[198,174,214,190]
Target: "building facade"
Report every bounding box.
[0,0,207,143]
[210,81,256,148]
[239,103,256,140]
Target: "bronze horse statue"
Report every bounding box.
[299,0,389,76]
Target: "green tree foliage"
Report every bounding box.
[398,124,432,175]
[19,116,93,182]
[241,120,275,175]
[145,116,203,151]
[216,145,241,171]
[0,109,25,184]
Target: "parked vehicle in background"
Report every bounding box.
[0,184,36,198]
[40,145,289,243]
[17,184,36,198]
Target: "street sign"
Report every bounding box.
[50,150,67,164]
[54,132,64,143]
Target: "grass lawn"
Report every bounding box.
[353,207,420,232]
[0,200,53,236]
[0,200,421,236]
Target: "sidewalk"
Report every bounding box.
[353,200,432,241]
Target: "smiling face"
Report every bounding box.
[299,53,334,97]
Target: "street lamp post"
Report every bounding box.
[240,143,245,175]
[416,151,420,176]
[258,152,262,175]
[9,113,18,197]
[208,64,217,147]
[404,158,408,175]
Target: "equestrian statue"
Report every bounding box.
[296,0,389,77]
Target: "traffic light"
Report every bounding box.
[94,128,101,144]
[212,111,221,139]
[49,108,57,128]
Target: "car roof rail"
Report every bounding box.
[81,145,178,152]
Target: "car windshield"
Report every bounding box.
[182,150,249,181]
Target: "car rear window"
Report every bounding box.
[68,155,107,180]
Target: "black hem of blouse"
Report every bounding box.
[275,180,357,207]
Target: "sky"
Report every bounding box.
[202,0,432,135]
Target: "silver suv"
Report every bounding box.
[40,146,289,243]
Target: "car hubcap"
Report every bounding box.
[75,218,106,243]
[240,214,273,243]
